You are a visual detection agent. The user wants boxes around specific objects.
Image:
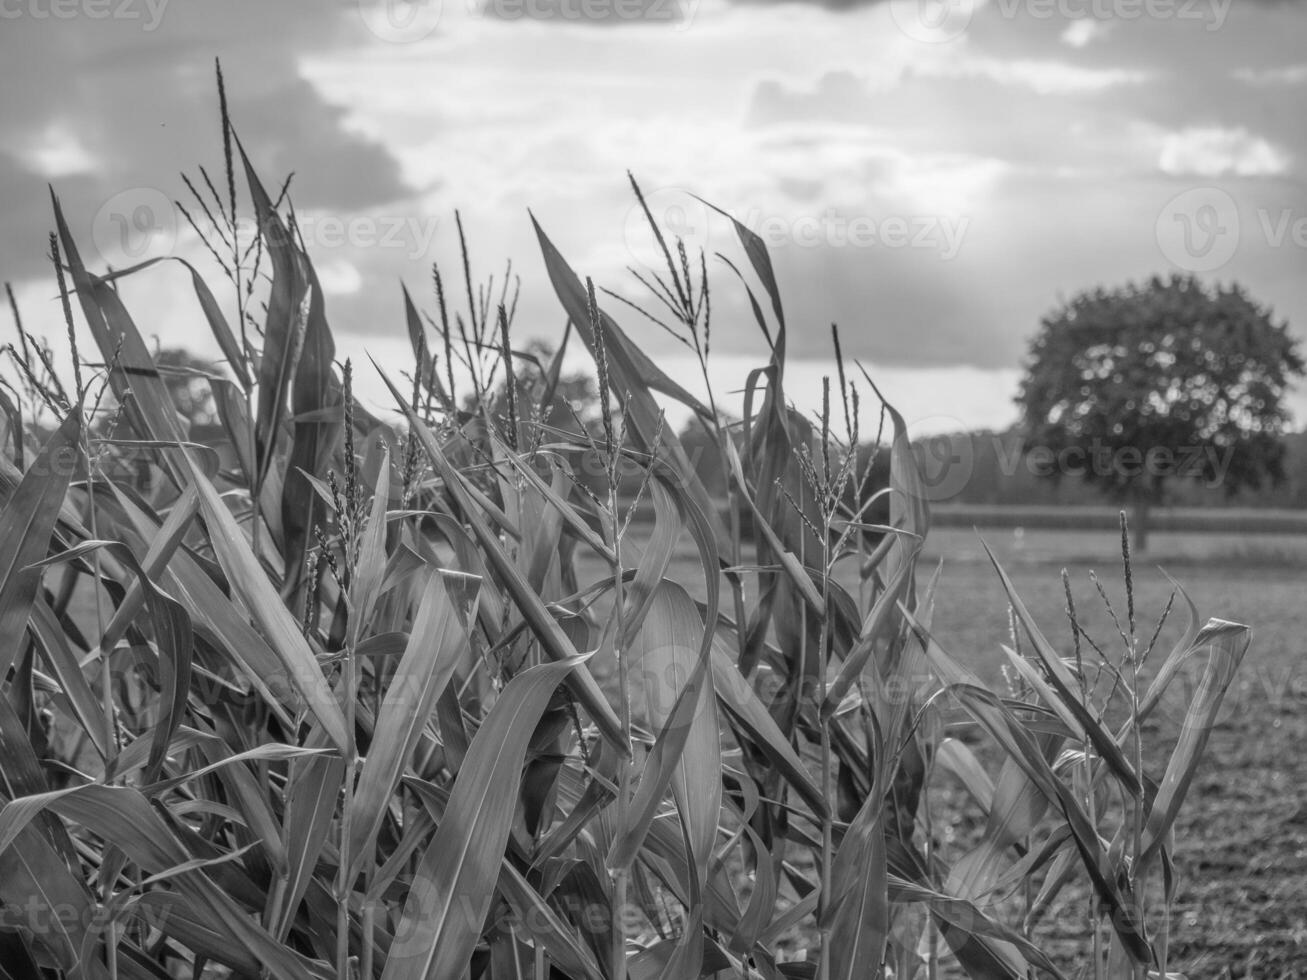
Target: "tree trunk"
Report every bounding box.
[1131,497,1150,553]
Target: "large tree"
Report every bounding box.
[1016,274,1304,550]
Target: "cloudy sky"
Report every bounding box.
[3,0,1306,435]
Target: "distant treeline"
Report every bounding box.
[673,423,1307,510]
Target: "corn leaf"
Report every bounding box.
[347,567,475,879]
[985,541,1142,799]
[186,457,350,752]
[375,365,627,755]
[382,657,584,980]
[0,406,80,682]
[1140,619,1251,865]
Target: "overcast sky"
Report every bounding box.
[3,0,1306,435]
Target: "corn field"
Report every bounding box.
[0,78,1253,980]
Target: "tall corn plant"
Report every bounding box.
[0,76,1251,980]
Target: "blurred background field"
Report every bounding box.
[574,515,1307,976]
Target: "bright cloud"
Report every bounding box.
[1158,127,1290,177]
[1232,64,1307,87]
[1060,18,1115,48]
[924,57,1150,94]
[22,122,97,178]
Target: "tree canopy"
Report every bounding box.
[1016,274,1303,547]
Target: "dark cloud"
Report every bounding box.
[227,77,413,211]
[0,1,413,280]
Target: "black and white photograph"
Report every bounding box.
[0,1,1304,976]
